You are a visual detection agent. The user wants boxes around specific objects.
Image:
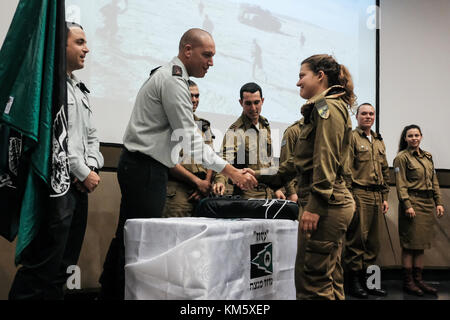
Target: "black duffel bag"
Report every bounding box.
[194,195,299,220]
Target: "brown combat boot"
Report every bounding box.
[413,267,438,295]
[403,268,424,296]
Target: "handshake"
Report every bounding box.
[213,166,258,195]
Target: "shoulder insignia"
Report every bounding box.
[424,152,432,159]
[316,98,329,119]
[172,65,183,77]
[281,139,287,148]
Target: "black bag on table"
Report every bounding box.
[194,195,299,220]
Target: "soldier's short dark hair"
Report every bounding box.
[240,82,262,100]
[188,80,197,87]
[356,102,374,115]
[66,22,84,44]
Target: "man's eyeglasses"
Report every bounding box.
[191,94,200,98]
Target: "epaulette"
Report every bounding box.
[149,66,162,76]
[172,65,183,77]
[230,118,243,130]
[376,132,383,141]
[424,151,432,159]
[260,116,270,127]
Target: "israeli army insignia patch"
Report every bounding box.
[172,65,183,77]
[316,98,329,119]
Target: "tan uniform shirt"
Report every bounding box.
[393,148,442,209]
[279,119,303,196]
[258,85,352,215]
[347,127,390,201]
[177,114,214,176]
[215,112,274,185]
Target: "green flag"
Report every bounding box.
[0,0,69,264]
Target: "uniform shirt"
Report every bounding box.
[67,74,104,181]
[279,119,303,196]
[257,85,352,215]
[347,127,390,201]
[214,112,274,185]
[178,114,214,175]
[122,57,226,173]
[393,148,442,209]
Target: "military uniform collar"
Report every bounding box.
[407,147,424,157]
[240,112,269,131]
[356,126,378,139]
[67,73,90,94]
[171,56,190,81]
[304,85,346,106]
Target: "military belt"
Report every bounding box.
[352,183,383,192]
[408,189,433,198]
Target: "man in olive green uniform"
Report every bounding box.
[163,80,215,217]
[344,103,389,298]
[213,82,283,199]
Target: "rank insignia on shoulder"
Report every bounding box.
[281,139,287,147]
[394,167,400,173]
[172,65,183,77]
[316,99,329,119]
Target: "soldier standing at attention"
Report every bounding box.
[394,124,444,296]
[343,103,389,299]
[213,82,284,199]
[253,54,356,299]
[163,80,215,217]
[99,28,257,299]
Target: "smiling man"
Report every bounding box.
[9,22,104,300]
[99,28,257,300]
[344,103,390,299]
[213,82,284,199]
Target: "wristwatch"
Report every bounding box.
[89,166,99,174]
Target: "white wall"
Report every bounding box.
[380,0,450,169]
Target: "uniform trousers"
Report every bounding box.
[295,189,354,300]
[99,148,168,300]
[344,188,382,272]
[9,186,88,300]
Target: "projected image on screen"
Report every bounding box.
[66,0,376,152]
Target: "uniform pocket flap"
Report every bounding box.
[305,239,336,254]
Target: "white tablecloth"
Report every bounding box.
[124,217,298,300]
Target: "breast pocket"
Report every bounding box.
[356,148,370,161]
[406,162,420,181]
[377,148,386,162]
[296,125,314,158]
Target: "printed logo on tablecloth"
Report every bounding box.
[250,242,273,279]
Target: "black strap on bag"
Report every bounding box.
[194,195,299,220]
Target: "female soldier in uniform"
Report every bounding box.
[255,54,356,299]
[393,124,444,296]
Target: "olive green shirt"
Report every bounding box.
[393,148,442,209]
[214,112,274,185]
[178,114,214,175]
[279,119,303,196]
[257,85,352,216]
[346,127,390,202]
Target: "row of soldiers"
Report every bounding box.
[164,80,390,298]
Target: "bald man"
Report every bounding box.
[99,28,257,300]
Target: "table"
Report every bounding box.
[124,217,298,300]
